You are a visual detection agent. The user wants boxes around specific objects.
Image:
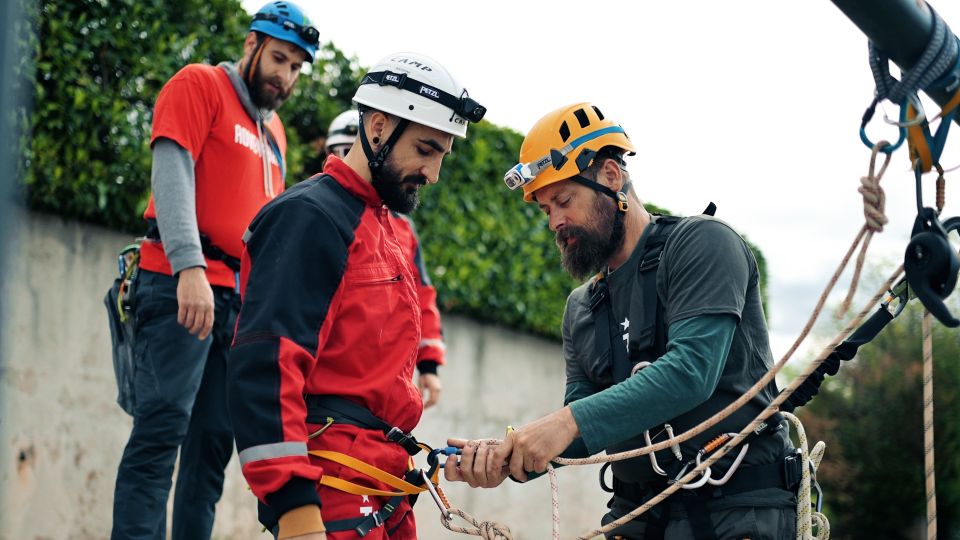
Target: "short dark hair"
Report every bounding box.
[583,145,627,177]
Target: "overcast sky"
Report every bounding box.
[244,0,960,360]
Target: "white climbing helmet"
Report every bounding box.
[326,109,359,149]
[352,52,485,138]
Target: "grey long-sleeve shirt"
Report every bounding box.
[150,61,278,275]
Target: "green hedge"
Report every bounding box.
[23,0,358,232]
[22,0,767,340]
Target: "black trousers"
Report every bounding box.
[111,270,238,540]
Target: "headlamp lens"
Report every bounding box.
[503,164,531,191]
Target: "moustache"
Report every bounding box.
[401,175,427,187]
[555,227,581,248]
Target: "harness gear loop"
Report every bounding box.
[783,412,830,540]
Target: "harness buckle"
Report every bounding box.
[386,427,422,455]
[783,449,803,492]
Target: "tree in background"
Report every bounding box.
[19,0,766,340]
[23,0,358,232]
[798,301,960,540]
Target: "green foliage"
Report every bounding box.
[414,127,768,339]
[23,0,359,232]
[25,0,250,232]
[279,43,362,180]
[415,122,575,338]
[799,302,960,539]
[22,0,770,339]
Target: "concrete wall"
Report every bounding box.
[0,213,608,540]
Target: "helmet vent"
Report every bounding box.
[573,108,590,128]
[592,106,604,120]
[559,121,571,143]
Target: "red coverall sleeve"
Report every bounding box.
[227,197,347,517]
[402,217,446,367]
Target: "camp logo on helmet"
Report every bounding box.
[419,85,440,99]
[390,57,433,71]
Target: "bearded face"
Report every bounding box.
[372,154,428,214]
[248,60,292,110]
[555,192,625,280]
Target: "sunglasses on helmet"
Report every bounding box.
[253,12,320,46]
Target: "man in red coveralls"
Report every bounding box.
[111,3,317,539]
[324,108,446,409]
[227,52,485,539]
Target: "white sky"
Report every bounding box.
[245,0,960,360]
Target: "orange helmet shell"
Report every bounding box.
[518,103,636,202]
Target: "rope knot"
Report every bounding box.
[858,172,888,232]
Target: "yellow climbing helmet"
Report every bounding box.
[504,102,636,202]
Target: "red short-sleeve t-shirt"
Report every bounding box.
[140,63,286,288]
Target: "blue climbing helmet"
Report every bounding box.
[249,1,319,62]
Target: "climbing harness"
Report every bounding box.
[300,395,447,536]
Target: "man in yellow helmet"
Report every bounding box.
[446,104,798,540]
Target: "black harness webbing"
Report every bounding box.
[589,214,684,383]
[304,394,424,456]
[144,219,241,272]
[781,306,896,413]
[304,395,426,536]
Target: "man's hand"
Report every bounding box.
[492,407,580,482]
[443,438,510,488]
[176,266,214,340]
[418,373,442,409]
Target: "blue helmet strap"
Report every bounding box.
[570,176,632,213]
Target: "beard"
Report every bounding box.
[555,194,625,280]
[372,157,427,214]
[247,63,291,110]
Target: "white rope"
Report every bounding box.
[783,411,830,540]
[922,310,938,540]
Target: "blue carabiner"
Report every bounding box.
[860,99,907,154]
[426,446,461,474]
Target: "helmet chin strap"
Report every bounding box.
[570,176,632,213]
[243,35,271,86]
[358,108,409,181]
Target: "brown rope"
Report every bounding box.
[836,143,891,317]
[575,265,904,539]
[935,168,946,213]
[440,507,513,540]
[922,311,938,540]
[555,210,887,469]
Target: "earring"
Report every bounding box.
[372,136,380,144]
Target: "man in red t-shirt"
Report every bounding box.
[111,3,318,539]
